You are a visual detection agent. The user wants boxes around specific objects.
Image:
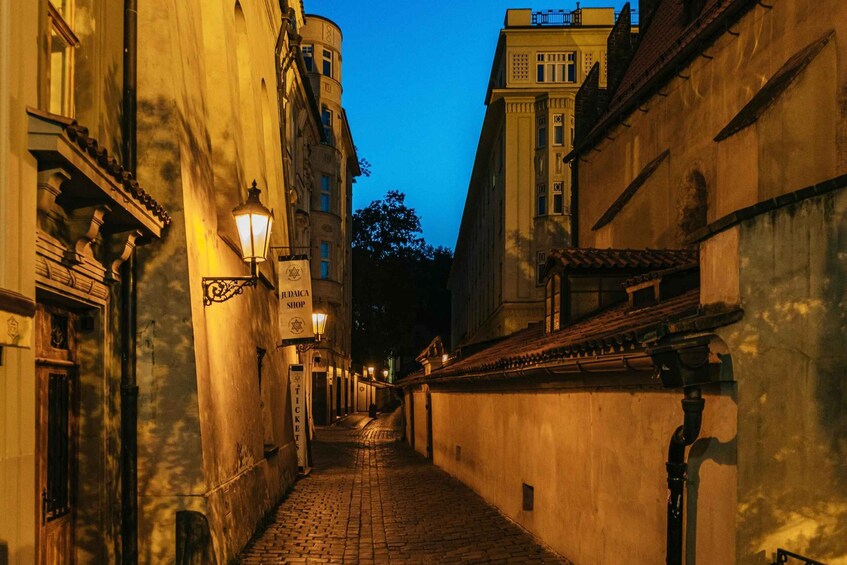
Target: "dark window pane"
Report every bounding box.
[553,194,564,214]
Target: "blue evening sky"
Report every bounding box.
[307,1,628,250]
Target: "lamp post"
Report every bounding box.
[202,181,274,305]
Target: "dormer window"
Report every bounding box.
[545,274,562,332]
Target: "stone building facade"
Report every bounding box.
[0,1,353,564]
[297,15,360,426]
[449,7,622,349]
[404,1,847,564]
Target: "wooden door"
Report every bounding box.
[312,371,328,426]
[36,305,77,565]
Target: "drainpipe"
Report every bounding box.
[666,387,704,565]
[121,0,139,563]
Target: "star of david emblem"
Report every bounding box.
[289,317,305,334]
[286,265,302,281]
[7,316,19,339]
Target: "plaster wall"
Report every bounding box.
[715,189,847,564]
[0,0,40,561]
[134,0,298,561]
[426,386,737,565]
[578,1,847,250]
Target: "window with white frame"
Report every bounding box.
[47,0,79,116]
[552,182,564,214]
[536,52,576,83]
[320,175,332,212]
[553,114,565,145]
[302,44,314,71]
[536,183,547,216]
[320,241,331,279]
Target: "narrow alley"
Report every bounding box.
[237,409,567,564]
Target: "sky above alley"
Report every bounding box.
[307,0,629,249]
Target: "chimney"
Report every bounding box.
[639,0,659,32]
[574,62,608,143]
[606,3,635,94]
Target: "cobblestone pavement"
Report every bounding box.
[237,407,567,564]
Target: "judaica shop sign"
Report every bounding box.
[278,257,314,340]
[288,364,309,470]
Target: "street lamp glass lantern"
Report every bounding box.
[367,366,375,379]
[382,369,389,379]
[233,180,274,263]
[312,310,328,339]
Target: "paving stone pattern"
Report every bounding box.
[237,409,568,564]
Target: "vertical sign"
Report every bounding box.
[278,258,314,340]
[289,364,309,470]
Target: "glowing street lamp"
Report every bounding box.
[202,181,274,305]
[382,369,389,380]
[312,310,328,341]
[367,366,375,380]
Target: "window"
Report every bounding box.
[552,182,564,214]
[302,44,314,71]
[322,49,333,78]
[552,274,561,331]
[536,252,547,285]
[537,52,576,83]
[536,184,547,216]
[553,114,564,145]
[321,107,332,141]
[320,175,332,212]
[47,1,79,116]
[545,278,553,332]
[320,241,331,279]
[537,116,547,148]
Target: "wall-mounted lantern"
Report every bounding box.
[202,181,274,305]
[367,366,375,380]
[382,369,389,379]
[312,310,328,341]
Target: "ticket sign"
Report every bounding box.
[278,258,314,341]
[289,364,309,470]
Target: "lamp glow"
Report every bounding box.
[312,310,328,340]
[232,180,274,263]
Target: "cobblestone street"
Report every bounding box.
[237,409,567,564]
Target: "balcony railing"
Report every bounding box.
[530,9,638,27]
[531,10,579,26]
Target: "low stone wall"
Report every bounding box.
[406,384,737,565]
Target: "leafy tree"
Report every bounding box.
[352,191,452,374]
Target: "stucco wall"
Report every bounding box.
[134,0,298,562]
[578,0,847,250]
[0,0,39,559]
[714,189,847,564]
[425,386,737,565]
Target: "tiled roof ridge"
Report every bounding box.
[414,289,701,384]
[549,246,698,269]
[624,261,699,287]
[64,123,171,226]
[29,108,171,226]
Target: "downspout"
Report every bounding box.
[666,387,704,565]
[121,0,139,563]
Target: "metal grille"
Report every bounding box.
[46,372,71,520]
[50,314,69,349]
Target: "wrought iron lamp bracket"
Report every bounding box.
[202,262,259,306]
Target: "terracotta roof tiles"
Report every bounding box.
[406,288,701,385]
[548,247,697,272]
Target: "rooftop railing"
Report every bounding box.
[531,9,579,26]
[529,9,638,27]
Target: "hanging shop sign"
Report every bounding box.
[278,257,314,341]
[288,363,309,470]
